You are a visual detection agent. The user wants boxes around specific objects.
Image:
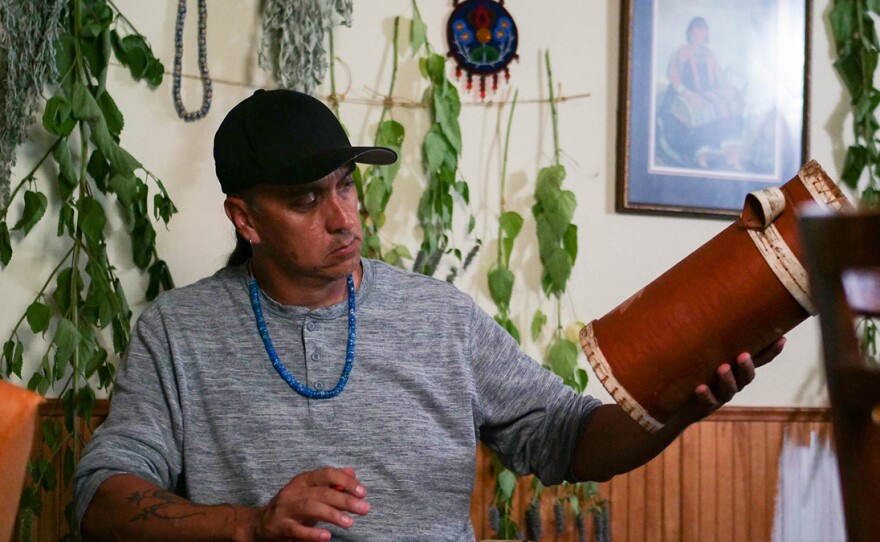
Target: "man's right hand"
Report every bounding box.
[81,468,369,542]
[242,466,370,542]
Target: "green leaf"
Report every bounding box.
[842,145,868,188]
[81,34,108,82]
[2,340,13,376]
[98,91,125,138]
[109,173,138,211]
[0,221,11,266]
[117,35,150,79]
[488,266,514,309]
[77,386,97,422]
[78,197,107,247]
[42,96,76,136]
[63,447,76,488]
[2,339,24,378]
[153,191,178,225]
[375,120,404,188]
[574,368,589,392]
[364,178,388,224]
[499,211,524,240]
[12,191,48,235]
[423,53,447,85]
[423,125,450,174]
[862,186,880,209]
[41,419,61,449]
[454,180,469,204]
[20,486,42,516]
[494,315,521,344]
[146,259,174,301]
[545,247,573,296]
[71,83,102,122]
[497,468,517,502]
[27,371,44,392]
[52,318,82,366]
[87,148,111,191]
[132,218,156,269]
[563,223,578,264]
[26,302,52,334]
[91,121,141,176]
[547,338,579,383]
[410,14,427,54]
[535,165,567,201]
[531,311,548,341]
[433,86,462,155]
[543,190,577,238]
[829,2,858,49]
[144,57,165,87]
[55,34,76,93]
[53,140,78,197]
[53,267,83,316]
[35,458,56,491]
[57,203,75,237]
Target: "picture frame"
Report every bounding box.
[615,0,811,218]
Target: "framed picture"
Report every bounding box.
[616,0,811,218]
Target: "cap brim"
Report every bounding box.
[350,146,398,166]
[268,146,398,187]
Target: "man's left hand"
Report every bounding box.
[674,337,786,427]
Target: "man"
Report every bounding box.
[74,89,783,541]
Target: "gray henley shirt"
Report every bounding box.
[73,258,601,540]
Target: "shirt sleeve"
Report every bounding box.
[73,307,185,526]
[469,303,602,485]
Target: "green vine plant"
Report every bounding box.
[529,50,603,535]
[354,16,411,268]
[410,0,479,279]
[829,0,879,363]
[486,90,523,539]
[0,0,173,539]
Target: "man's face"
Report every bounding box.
[247,164,361,283]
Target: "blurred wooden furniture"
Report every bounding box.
[799,209,880,542]
[0,381,43,542]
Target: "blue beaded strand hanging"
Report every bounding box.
[249,275,357,399]
[173,0,213,121]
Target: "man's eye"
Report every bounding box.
[291,193,317,207]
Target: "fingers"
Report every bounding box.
[258,467,370,540]
[752,337,786,368]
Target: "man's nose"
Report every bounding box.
[324,193,357,231]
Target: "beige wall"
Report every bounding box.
[2,1,850,406]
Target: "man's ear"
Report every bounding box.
[224,197,260,244]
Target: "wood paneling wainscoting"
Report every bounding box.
[16,403,830,541]
[472,407,832,542]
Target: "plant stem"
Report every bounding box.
[496,90,518,265]
[107,0,143,37]
[329,28,340,119]
[375,17,401,138]
[4,247,74,345]
[545,50,561,167]
[412,0,432,55]
[0,140,61,219]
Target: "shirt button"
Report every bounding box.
[306,323,315,332]
[314,381,324,390]
[311,352,320,361]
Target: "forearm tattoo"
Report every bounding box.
[126,488,204,522]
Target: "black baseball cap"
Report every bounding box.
[214,89,398,194]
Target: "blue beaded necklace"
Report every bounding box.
[248,274,356,399]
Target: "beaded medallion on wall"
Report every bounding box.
[446,0,518,100]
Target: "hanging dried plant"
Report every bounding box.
[0,0,65,209]
[259,0,353,94]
